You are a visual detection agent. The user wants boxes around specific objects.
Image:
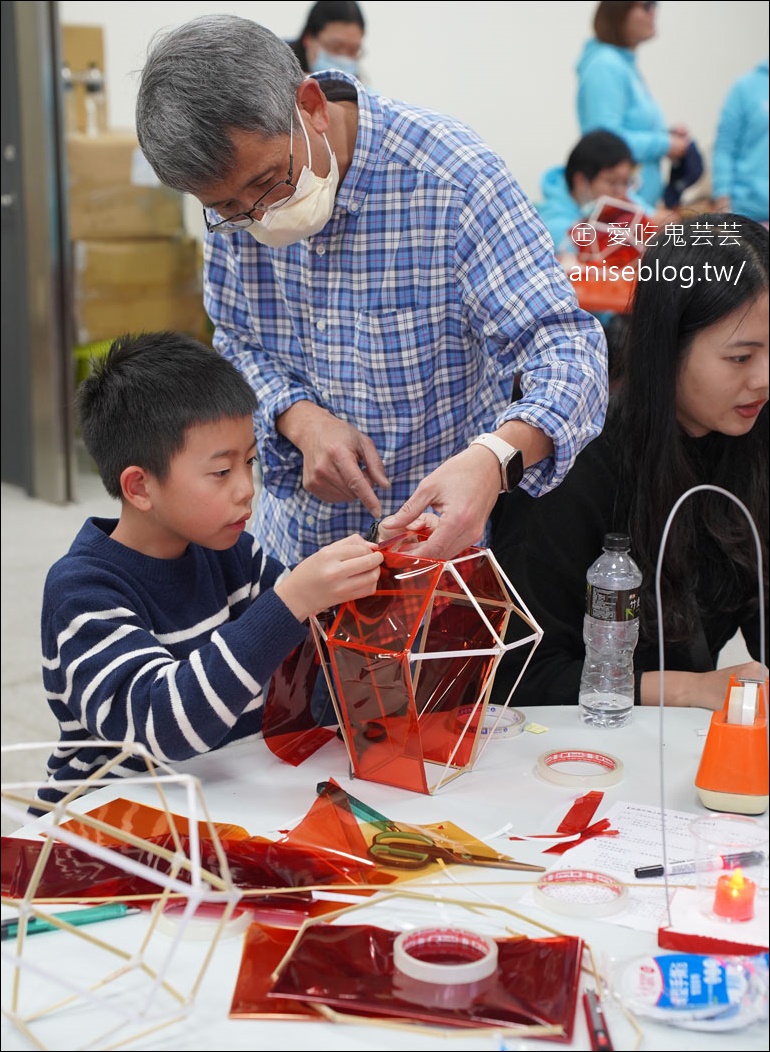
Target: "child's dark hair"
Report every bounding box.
[565,130,633,191]
[77,331,257,499]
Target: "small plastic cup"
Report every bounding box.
[690,814,768,923]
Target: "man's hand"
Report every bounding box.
[278,402,390,517]
[379,422,552,561]
[377,444,503,560]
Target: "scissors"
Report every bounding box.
[368,830,545,873]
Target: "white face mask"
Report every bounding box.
[247,107,340,248]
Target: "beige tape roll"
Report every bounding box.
[536,748,624,787]
[392,927,498,985]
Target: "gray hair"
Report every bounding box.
[135,15,304,193]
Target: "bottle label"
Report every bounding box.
[586,585,640,621]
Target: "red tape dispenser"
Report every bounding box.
[694,674,768,815]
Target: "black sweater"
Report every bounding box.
[489,429,765,707]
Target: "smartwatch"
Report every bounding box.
[469,433,524,493]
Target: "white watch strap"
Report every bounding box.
[470,433,517,463]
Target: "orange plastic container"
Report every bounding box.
[694,675,769,815]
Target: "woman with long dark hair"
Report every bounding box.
[491,214,768,709]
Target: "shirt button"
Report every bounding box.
[305,514,315,526]
[316,244,326,256]
[349,201,359,213]
[316,319,326,332]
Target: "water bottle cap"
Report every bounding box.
[603,533,630,551]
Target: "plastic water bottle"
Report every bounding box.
[578,533,642,727]
[61,61,77,133]
[84,62,107,137]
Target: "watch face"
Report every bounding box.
[502,449,524,491]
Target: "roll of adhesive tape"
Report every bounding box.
[727,683,758,726]
[533,869,628,917]
[536,749,623,787]
[155,902,253,941]
[393,927,498,985]
[480,705,526,739]
[457,705,526,739]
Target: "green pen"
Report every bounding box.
[1,902,140,940]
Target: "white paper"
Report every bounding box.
[522,799,704,933]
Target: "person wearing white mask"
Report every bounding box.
[136,15,608,567]
[288,0,365,77]
[244,104,340,248]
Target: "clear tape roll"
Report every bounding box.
[533,869,628,917]
[480,705,526,739]
[457,704,525,739]
[392,927,498,985]
[155,903,253,941]
[536,748,623,787]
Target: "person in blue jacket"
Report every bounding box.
[576,1,690,210]
[537,129,639,255]
[712,58,769,224]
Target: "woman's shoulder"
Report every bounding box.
[577,39,634,79]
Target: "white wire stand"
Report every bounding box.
[1,740,242,1051]
[652,484,768,940]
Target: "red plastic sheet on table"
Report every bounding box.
[0,833,366,901]
[57,796,252,846]
[231,922,583,1038]
[1,791,401,902]
[3,779,528,905]
[230,923,324,1020]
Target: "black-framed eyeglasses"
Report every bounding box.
[203,113,297,234]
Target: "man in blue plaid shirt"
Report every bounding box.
[137,15,607,566]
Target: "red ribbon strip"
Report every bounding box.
[509,791,618,854]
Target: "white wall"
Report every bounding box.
[58,0,769,227]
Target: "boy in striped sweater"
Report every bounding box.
[36,331,385,809]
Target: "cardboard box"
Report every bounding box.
[67,132,156,188]
[61,24,106,134]
[69,187,184,240]
[67,132,185,239]
[72,237,208,345]
[73,238,201,293]
[73,291,209,347]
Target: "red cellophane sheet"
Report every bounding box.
[230,922,583,1038]
[1,788,401,904]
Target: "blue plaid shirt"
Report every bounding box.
[205,71,607,564]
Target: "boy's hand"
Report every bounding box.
[274,534,384,622]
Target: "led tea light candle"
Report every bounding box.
[712,867,757,922]
[690,814,768,923]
